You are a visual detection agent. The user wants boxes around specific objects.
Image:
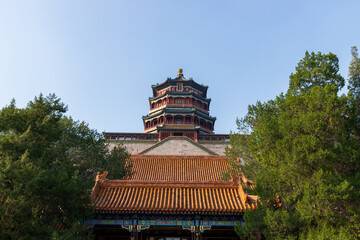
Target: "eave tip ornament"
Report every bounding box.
[177,68,183,77]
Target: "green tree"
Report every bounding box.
[348,46,360,141]
[0,94,131,239]
[348,46,360,102]
[288,51,344,94]
[231,51,360,239]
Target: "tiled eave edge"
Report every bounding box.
[91,171,258,214]
[138,136,218,155]
[93,211,245,216]
[95,209,246,214]
[97,180,235,189]
[93,181,254,213]
[107,139,158,144]
[149,91,211,101]
[152,78,208,93]
[130,155,226,160]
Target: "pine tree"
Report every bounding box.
[0,94,131,239]
[288,51,344,94]
[348,46,360,141]
[348,46,360,102]
[233,51,359,239]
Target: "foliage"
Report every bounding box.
[0,94,131,239]
[348,46,360,102]
[230,51,360,239]
[288,51,344,94]
[348,46,360,141]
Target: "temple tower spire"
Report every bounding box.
[142,69,216,141]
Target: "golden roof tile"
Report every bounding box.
[92,155,258,214]
[128,155,229,182]
[93,182,249,213]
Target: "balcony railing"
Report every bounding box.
[149,103,209,114]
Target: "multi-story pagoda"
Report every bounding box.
[105,69,230,156]
[90,69,258,239]
[143,69,216,141]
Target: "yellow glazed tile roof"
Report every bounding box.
[91,155,258,214]
[128,155,228,181]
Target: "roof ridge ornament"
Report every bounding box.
[177,68,183,77]
[96,171,108,182]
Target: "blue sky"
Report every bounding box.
[1,1,360,134]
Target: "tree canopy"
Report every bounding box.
[230,49,360,239]
[0,94,131,239]
[348,46,360,102]
[288,51,344,94]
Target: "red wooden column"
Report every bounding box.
[183,116,185,124]
[193,228,201,240]
[191,116,194,124]
[131,229,138,240]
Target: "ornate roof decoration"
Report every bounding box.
[177,68,183,77]
[151,70,208,97]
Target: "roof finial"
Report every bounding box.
[177,68,183,77]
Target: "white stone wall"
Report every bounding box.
[143,139,211,155]
[107,141,157,155]
[108,140,230,156]
[199,143,230,156]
